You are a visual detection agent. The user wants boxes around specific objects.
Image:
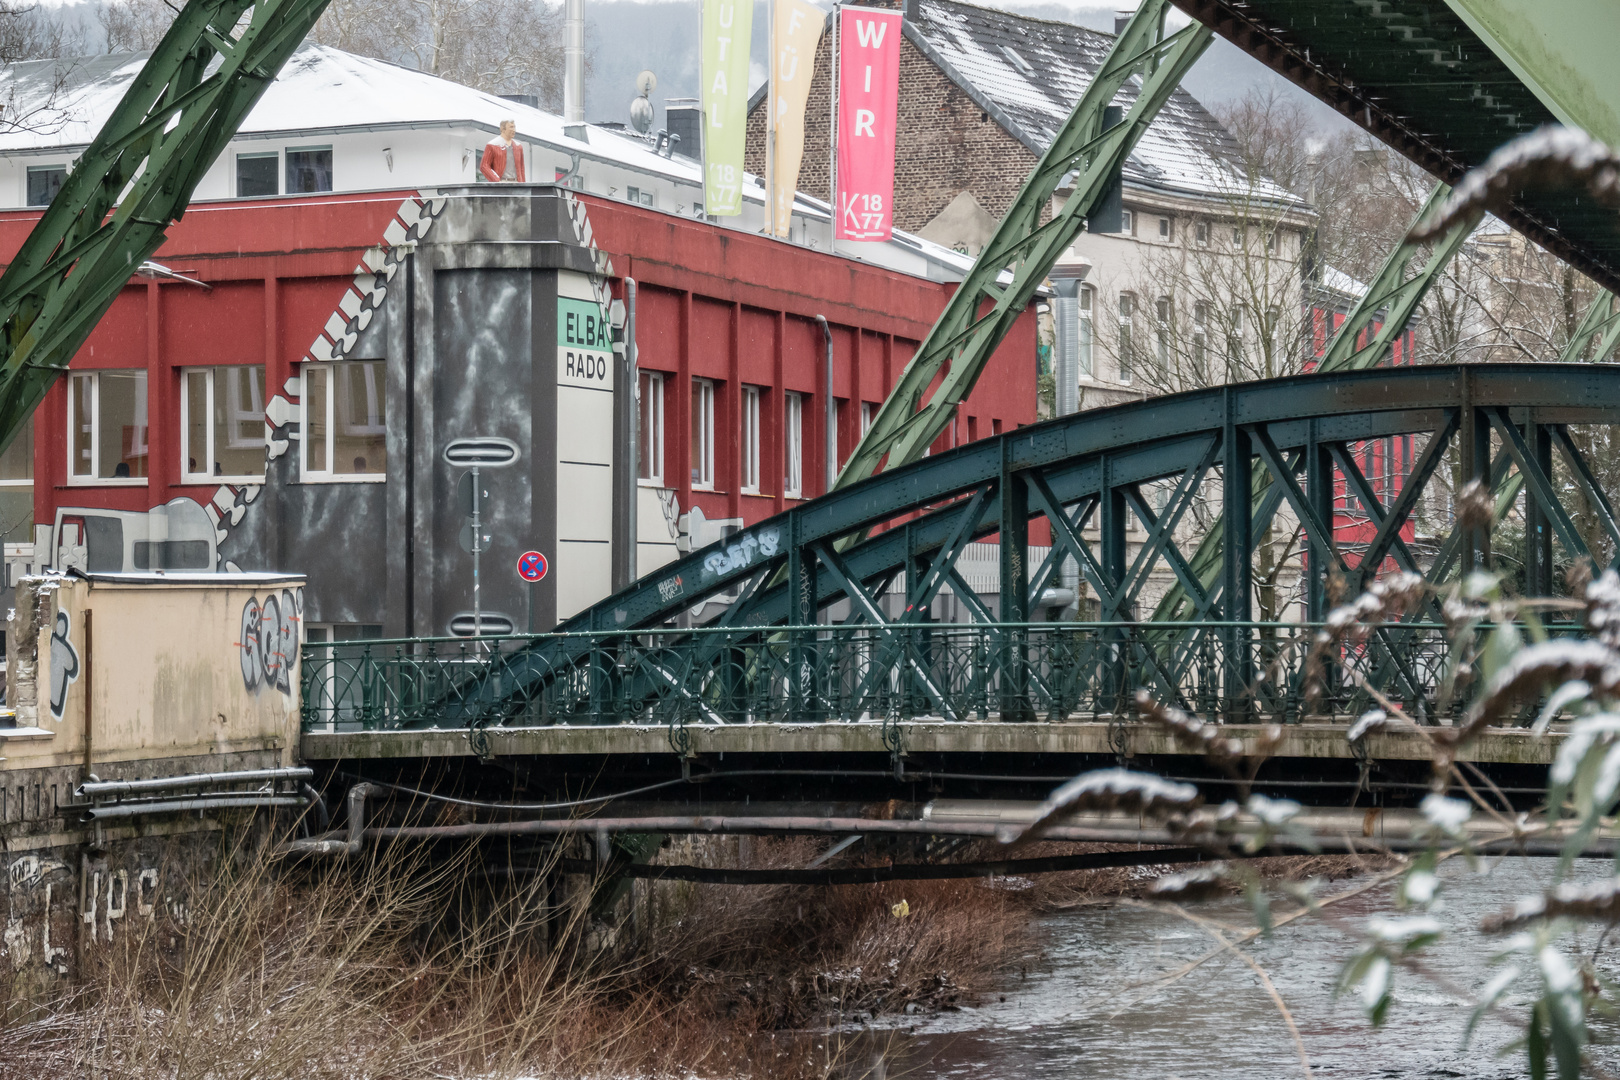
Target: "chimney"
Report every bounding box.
[565,0,585,123]
[665,98,702,160]
[1114,13,1130,34]
[904,0,921,22]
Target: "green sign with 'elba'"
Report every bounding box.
[557,296,611,352]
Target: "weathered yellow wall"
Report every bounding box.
[1,574,305,773]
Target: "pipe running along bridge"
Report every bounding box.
[1,0,1619,816]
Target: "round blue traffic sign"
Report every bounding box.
[517,550,548,583]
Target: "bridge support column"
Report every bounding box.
[1100,459,1129,713]
[787,519,820,722]
[1221,400,1253,720]
[1304,421,1334,622]
[999,463,1033,721]
[1524,418,1555,596]
[1461,394,1492,573]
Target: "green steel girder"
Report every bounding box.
[1151,182,1477,623]
[390,363,1620,730]
[0,0,335,456]
[834,0,1212,490]
[1559,290,1620,364]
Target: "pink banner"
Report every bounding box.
[836,7,902,241]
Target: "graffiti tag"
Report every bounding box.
[700,527,781,580]
[657,574,684,603]
[48,610,78,721]
[239,589,303,694]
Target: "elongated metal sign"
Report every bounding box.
[835,6,901,241]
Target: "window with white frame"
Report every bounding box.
[740,385,762,492]
[626,185,655,207]
[1195,219,1210,246]
[1078,285,1094,377]
[302,361,386,480]
[1117,293,1136,384]
[1193,301,1209,368]
[1120,208,1134,235]
[1158,216,1172,240]
[69,369,148,482]
[1228,305,1245,366]
[690,378,714,488]
[637,370,664,484]
[1156,296,1172,366]
[183,365,266,481]
[861,401,875,434]
[0,415,33,545]
[783,391,803,497]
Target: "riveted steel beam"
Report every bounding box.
[835,0,1212,490]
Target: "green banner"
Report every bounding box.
[557,296,611,351]
[701,0,753,216]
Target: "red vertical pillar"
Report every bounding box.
[264,275,286,398]
[146,281,173,499]
[675,291,693,507]
[727,301,742,519]
[772,311,785,515]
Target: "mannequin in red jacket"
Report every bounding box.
[480,120,526,182]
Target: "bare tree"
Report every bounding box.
[311,0,567,107]
[0,2,89,136]
[98,0,177,53]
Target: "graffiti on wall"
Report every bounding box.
[239,588,303,694]
[4,855,171,976]
[47,610,78,721]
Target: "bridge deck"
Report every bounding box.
[301,722,1558,766]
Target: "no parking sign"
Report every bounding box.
[517,550,548,583]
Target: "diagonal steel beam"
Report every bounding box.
[1356,414,1458,584]
[836,0,1212,488]
[1559,290,1620,364]
[1550,424,1620,564]
[1328,443,1426,578]
[0,0,337,456]
[1487,407,1589,559]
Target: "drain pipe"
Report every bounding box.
[280,783,377,857]
[817,315,835,492]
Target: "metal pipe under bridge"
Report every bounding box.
[301,362,1614,807]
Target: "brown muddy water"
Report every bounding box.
[843,858,1620,1080]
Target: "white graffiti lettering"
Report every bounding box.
[700,526,782,579]
[240,588,303,694]
[657,574,684,603]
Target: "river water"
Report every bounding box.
[870,858,1620,1079]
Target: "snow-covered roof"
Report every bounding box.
[0,45,692,178]
[902,0,1305,210]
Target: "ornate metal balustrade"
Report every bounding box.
[301,620,1544,737]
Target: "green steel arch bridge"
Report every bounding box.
[1,0,1619,814]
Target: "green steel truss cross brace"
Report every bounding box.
[0,0,336,457]
[1151,181,1479,623]
[833,0,1213,490]
[1559,289,1620,363]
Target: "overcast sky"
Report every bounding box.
[586,0,1360,137]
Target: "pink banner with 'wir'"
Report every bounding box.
[836,6,902,241]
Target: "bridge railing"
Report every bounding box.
[298,621,1544,734]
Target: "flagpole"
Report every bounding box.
[766,0,776,235]
[828,1,838,258]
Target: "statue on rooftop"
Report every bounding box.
[480,120,526,182]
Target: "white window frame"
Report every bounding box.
[1117,293,1135,385]
[1156,296,1172,366]
[181,365,266,484]
[740,385,762,493]
[301,361,387,483]
[67,370,148,486]
[783,391,803,498]
[1194,219,1210,246]
[235,150,279,197]
[1158,216,1171,240]
[638,370,665,486]
[860,401,875,434]
[1120,208,1134,235]
[690,377,715,489]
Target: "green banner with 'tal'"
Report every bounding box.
[701,0,753,216]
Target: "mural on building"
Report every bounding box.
[47,609,76,720]
[238,588,304,695]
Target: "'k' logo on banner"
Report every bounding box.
[769,0,826,237]
[836,6,901,241]
[702,0,754,216]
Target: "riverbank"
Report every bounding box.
[0,833,1393,1079]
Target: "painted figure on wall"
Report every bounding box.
[480,120,526,182]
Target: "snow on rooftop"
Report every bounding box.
[908,0,1305,210]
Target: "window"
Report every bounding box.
[1117,293,1135,384]
[183,366,266,481]
[69,370,148,482]
[861,401,875,434]
[285,145,333,194]
[1193,301,1209,368]
[1194,219,1210,246]
[637,370,664,484]
[1155,296,1172,366]
[1120,209,1134,235]
[690,378,714,488]
[740,386,761,492]
[0,416,33,544]
[236,151,278,197]
[784,391,803,497]
[1228,305,1245,366]
[692,201,705,217]
[1158,216,1171,240]
[991,418,1002,435]
[626,185,654,207]
[1078,285,1094,377]
[26,165,64,207]
[302,361,386,481]
[1266,229,1279,253]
